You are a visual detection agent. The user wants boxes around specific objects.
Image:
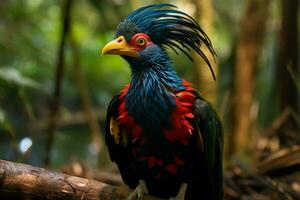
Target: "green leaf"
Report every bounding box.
[0,67,40,89]
[0,108,6,124]
[287,64,300,93]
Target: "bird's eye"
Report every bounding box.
[136,38,146,46]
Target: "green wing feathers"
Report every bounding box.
[193,96,223,200]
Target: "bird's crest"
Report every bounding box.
[117,4,216,80]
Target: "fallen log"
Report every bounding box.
[0,159,163,200]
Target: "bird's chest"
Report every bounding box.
[117,88,197,177]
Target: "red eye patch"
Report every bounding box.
[130,33,153,49]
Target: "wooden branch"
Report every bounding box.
[257,145,300,174]
[0,160,163,200]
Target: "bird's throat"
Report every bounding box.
[124,63,184,129]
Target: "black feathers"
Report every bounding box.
[116,4,217,80]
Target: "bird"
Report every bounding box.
[101,4,223,200]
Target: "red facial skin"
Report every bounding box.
[129,33,153,51]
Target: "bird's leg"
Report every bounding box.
[169,183,187,200]
[127,180,149,200]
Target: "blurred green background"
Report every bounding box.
[0,0,298,179]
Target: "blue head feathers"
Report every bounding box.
[116,4,216,80]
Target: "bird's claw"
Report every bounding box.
[127,180,149,200]
[127,187,144,200]
[169,183,187,200]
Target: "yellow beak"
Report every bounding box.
[102,36,139,57]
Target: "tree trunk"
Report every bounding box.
[231,0,270,157]
[45,0,73,167]
[277,0,298,113]
[0,160,162,200]
[193,0,217,105]
[69,12,106,166]
[276,0,299,146]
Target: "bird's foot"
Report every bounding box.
[169,183,187,200]
[127,180,149,200]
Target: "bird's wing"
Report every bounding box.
[105,95,139,188]
[193,94,223,199]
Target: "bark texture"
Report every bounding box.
[276,0,299,146]
[0,160,162,200]
[277,0,298,113]
[193,0,217,104]
[231,0,270,156]
[45,0,73,167]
